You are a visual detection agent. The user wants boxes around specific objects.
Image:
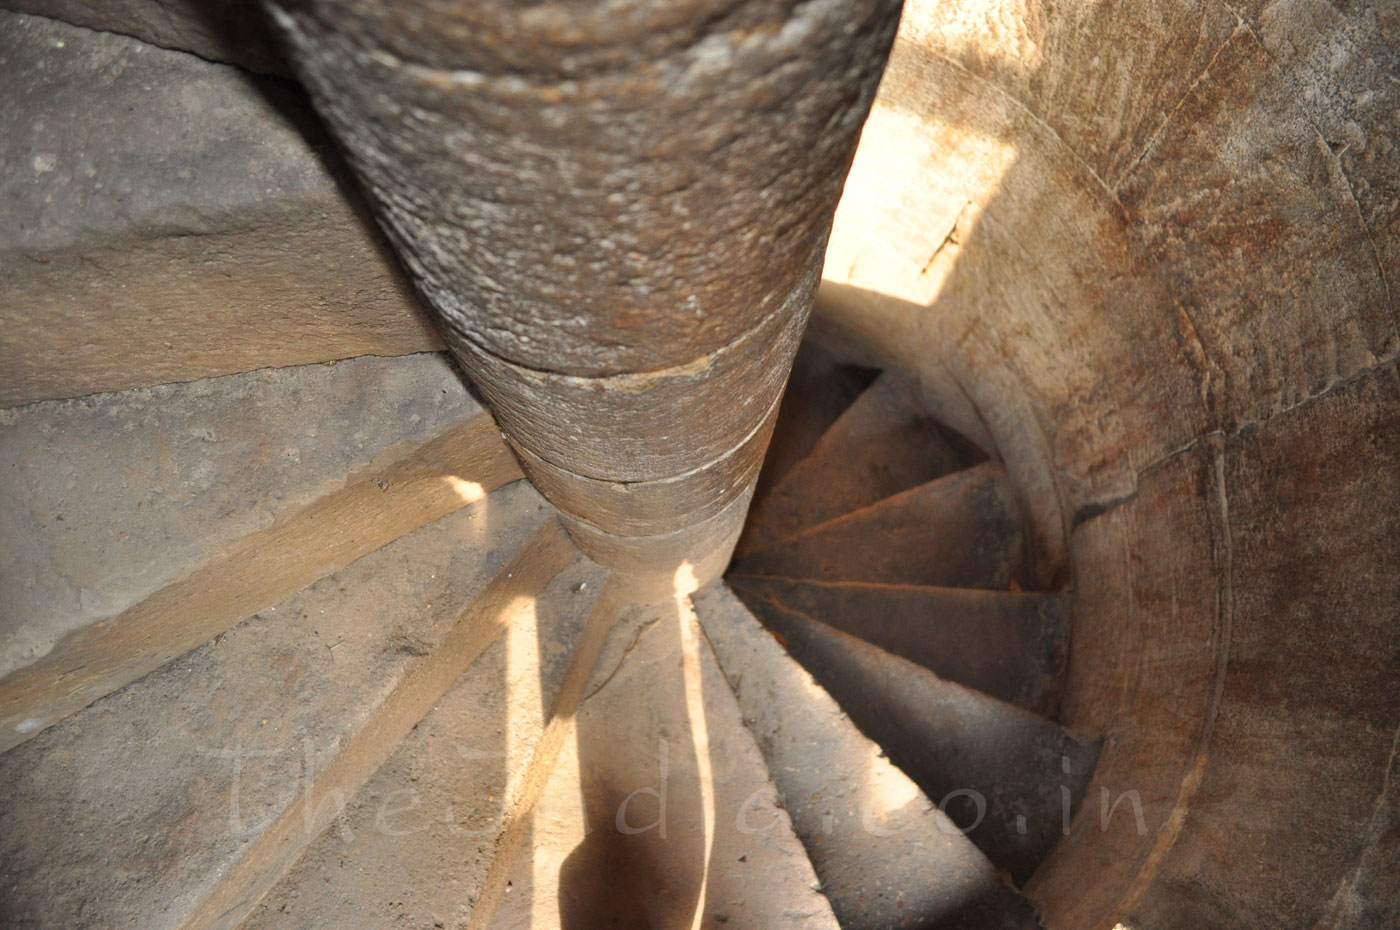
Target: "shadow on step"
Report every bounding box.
[558,598,706,929]
[520,590,843,930]
[734,587,1100,885]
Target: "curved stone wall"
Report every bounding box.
[815,1,1398,926]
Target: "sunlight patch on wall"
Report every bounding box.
[824,86,1017,309]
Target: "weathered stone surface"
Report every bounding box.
[1028,368,1400,928]
[1,0,285,75]
[739,594,1098,884]
[1025,442,1228,927]
[560,485,754,601]
[0,490,563,930]
[1114,21,1396,436]
[730,576,1068,715]
[0,353,478,682]
[454,582,636,928]
[753,337,878,504]
[3,0,1391,924]
[739,371,965,556]
[817,0,1399,584]
[492,598,843,930]
[0,13,438,407]
[897,0,1397,323]
[0,14,314,256]
[733,462,1026,589]
[693,583,1043,929]
[1320,748,1400,930]
[0,356,522,752]
[239,556,606,930]
[807,1,1398,915]
[264,0,902,376]
[511,395,779,537]
[454,266,814,482]
[261,0,903,568]
[1125,366,1400,929]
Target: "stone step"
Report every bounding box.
[752,342,877,506]
[728,576,1068,715]
[237,554,620,930]
[4,0,286,76]
[737,371,966,557]
[0,352,483,674]
[0,500,570,930]
[487,596,840,930]
[733,593,1099,884]
[692,584,1042,930]
[0,354,520,753]
[0,12,437,408]
[732,462,1026,590]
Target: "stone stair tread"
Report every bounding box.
[0,12,437,407]
[489,598,841,930]
[0,352,478,684]
[238,557,610,930]
[0,491,563,930]
[4,0,286,77]
[734,593,1099,884]
[752,342,877,505]
[732,461,1026,590]
[0,354,523,753]
[738,371,964,557]
[692,584,1043,930]
[728,576,1067,715]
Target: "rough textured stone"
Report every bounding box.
[454,267,814,482]
[2,0,1395,923]
[1026,443,1229,928]
[803,1,1398,917]
[1,0,285,75]
[264,0,901,376]
[239,556,606,930]
[260,0,903,577]
[492,598,843,930]
[730,576,1068,715]
[0,353,479,682]
[1126,367,1400,929]
[740,595,1098,884]
[693,583,1043,929]
[0,488,560,930]
[1027,369,1400,929]
[0,356,522,753]
[1114,23,1395,436]
[511,395,779,537]
[0,13,438,407]
[733,462,1027,589]
[738,371,966,556]
[559,485,754,602]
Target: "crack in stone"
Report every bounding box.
[1078,351,1399,524]
[1316,719,1400,930]
[583,614,662,701]
[1113,18,1246,193]
[915,49,1128,220]
[1213,0,1395,324]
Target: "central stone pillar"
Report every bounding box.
[263,0,903,594]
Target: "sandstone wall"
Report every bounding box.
[816,2,1398,926]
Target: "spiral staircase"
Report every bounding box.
[1,327,1101,929]
[3,3,1398,930]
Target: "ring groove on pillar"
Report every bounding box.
[264,0,904,581]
